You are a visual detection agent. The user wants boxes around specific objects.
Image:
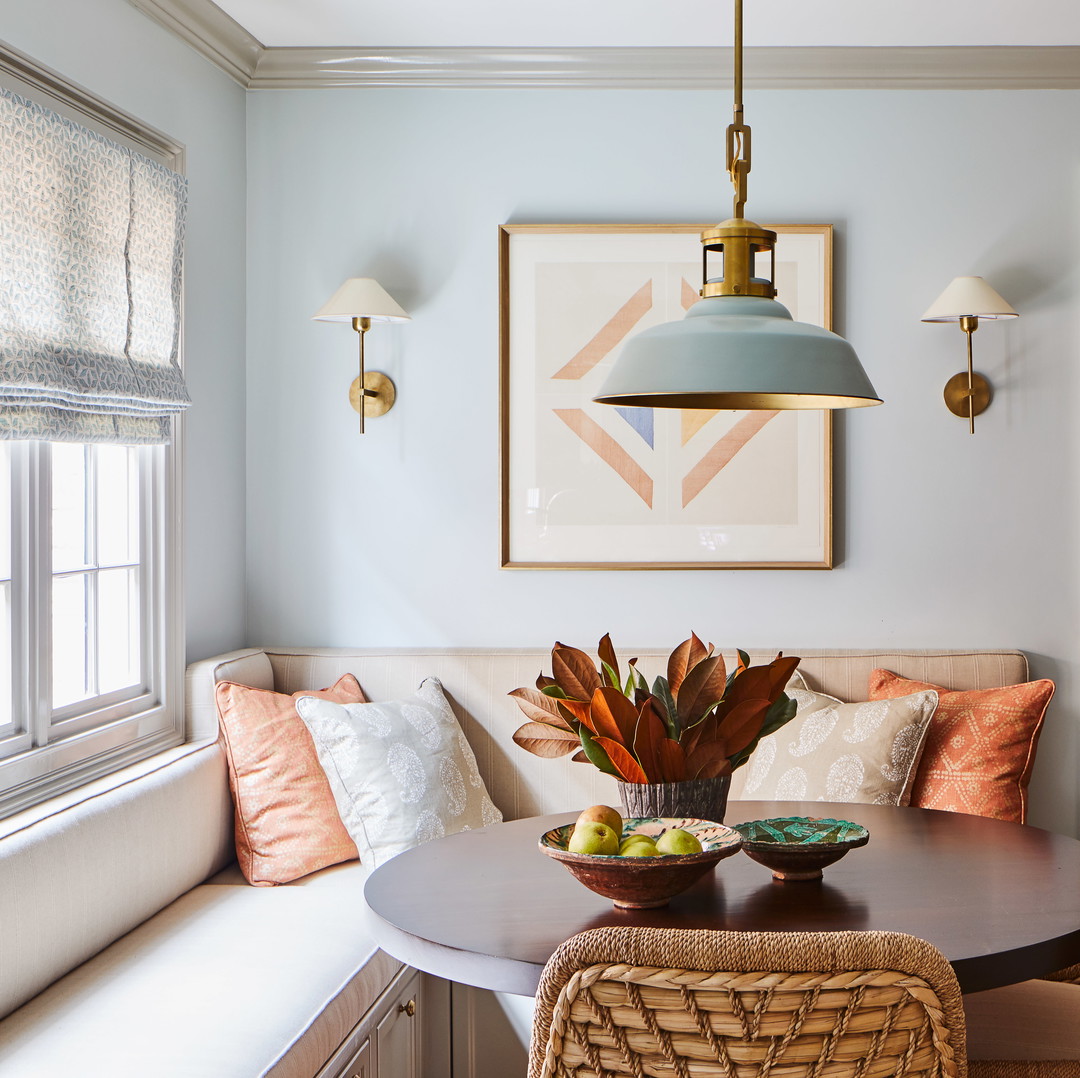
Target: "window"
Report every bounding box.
[0,44,186,816]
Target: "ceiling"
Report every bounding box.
[211,0,1080,50]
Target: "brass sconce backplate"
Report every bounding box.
[349,371,396,418]
[943,371,991,419]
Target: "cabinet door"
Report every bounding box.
[377,969,421,1078]
[340,1037,373,1078]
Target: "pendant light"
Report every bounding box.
[592,0,882,411]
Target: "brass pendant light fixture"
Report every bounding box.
[593,0,882,411]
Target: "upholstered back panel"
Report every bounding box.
[196,647,1027,822]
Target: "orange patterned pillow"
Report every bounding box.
[216,675,363,885]
[867,669,1054,823]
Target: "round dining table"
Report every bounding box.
[363,800,1080,996]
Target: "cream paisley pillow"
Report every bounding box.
[729,680,938,807]
[295,678,502,868]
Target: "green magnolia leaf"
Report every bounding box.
[600,656,626,691]
[651,676,679,739]
[577,725,618,776]
[541,684,571,699]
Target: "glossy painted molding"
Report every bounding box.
[123,3,1080,90]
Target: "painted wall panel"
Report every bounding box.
[246,86,1079,832]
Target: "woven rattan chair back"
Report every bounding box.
[529,928,967,1078]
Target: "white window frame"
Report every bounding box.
[0,42,186,817]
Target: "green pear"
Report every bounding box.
[619,836,659,857]
[655,828,703,856]
[568,821,619,856]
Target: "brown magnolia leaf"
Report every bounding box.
[688,632,711,669]
[535,672,557,691]
[766,654,801,695]
[597,633,620,688]
[676,654,728,726]
[512,722,581,758]
[593,737,648,784]
[631,699,667,782]
[571,750,589,763]
[557,697,597,734]
[667,638,693,696]
[589,686,639,748]
[656,738,688,783]
[552,643,602,701]
[721,664,776,708]
[508,687,574,731]
[685,740,734,780]
[715,697,773,758]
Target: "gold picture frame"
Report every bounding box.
[499,223,834,570]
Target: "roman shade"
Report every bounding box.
[0,87,188,444]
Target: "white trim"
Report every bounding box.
[118,5,1080,91]
[250,45,1080,90]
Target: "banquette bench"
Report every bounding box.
[0,646,1038,1076]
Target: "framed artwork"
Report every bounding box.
[499,223,834,570]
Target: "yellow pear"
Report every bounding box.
[575,804,623,837]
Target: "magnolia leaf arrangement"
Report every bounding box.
[509,635,800,784]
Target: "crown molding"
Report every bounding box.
[127,0,261,84]
[249,45,1080,90]
[123,3,1080,91]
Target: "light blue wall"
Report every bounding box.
[246,86,1079,831]
[0,0,249,661]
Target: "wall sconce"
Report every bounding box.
[921,276,1017,434]
[312,278,410,433]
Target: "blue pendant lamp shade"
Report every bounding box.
[593,294,882,410]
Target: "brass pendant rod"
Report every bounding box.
[733,0,743,113]
[726,0,751,219]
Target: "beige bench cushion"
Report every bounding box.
[0,861,401,1077]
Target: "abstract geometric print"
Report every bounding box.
[501,226,831,567]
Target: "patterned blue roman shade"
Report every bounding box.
[0,87,188,444]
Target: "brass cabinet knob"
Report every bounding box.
[398,998,416,1018]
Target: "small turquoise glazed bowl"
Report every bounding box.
[540,817,742,909]
[732,816,870,881]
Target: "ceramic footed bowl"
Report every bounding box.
[732,816,870,881]
[539,816,742,909]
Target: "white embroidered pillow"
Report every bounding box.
[295,677,502,868]
[728,683,938,807]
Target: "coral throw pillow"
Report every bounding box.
[215,675,364,885]
[867,669,1055,823]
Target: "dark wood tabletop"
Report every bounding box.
[363,801,1080,996]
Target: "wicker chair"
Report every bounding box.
[529,927,1079,1078]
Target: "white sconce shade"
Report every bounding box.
[312,277,410,323]
[921,276,1018,322]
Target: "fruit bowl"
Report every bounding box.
[732,817,870,880]
[539,817,742,909]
